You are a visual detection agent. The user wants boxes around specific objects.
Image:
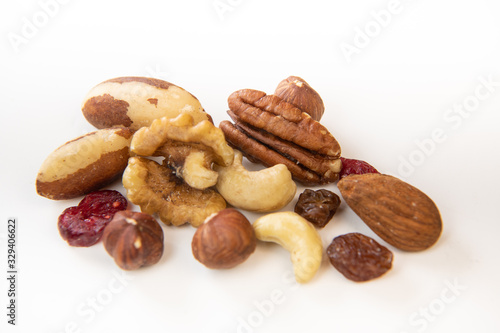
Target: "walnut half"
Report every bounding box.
[130,113,234,190]
[122,157,226,227]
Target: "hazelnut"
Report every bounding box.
[274,76,325,121]
[191,208,256,269]
[102,210,164,270]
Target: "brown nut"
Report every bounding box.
[228,89,339,156]
[275,76,325,121]
[36,127,133,200]
[82,77,212,131]
[220,89,341,185]
[191,208,256,269]
[220,120,323,185]
[122,157,226,227]
[102,210,164,270]
[338,173,443,251]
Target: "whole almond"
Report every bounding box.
[338,173,442,251]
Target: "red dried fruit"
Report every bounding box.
[339,157,379,179]
[294,189,341,228]
[58,190,128,247]
[326,232,393,282]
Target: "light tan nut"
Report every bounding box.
[82,77,212,131]
[131,113,234,190]
[36,127,133,200]
[122,156,226,227]
[253,211,323,283]
[275,76,325,121]
[338,173,443,251]
[156,142,220,190]
[214,150,296,212]
[192,208,257,269]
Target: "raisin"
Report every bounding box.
[339,157,379,179]
[294,189,341,228]
[326,232,393,282]
[58,190,128,247]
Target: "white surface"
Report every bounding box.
[1,0,500,332]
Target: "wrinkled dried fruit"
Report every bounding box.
[326,232,393,282]
[58,190,128,247]
[339,157,379,179]
[294,189,340,228]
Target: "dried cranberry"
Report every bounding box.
[294,189,340,228]
[78,190,128,217]
[339,157,379,179]
[326,232,393,282]
[58,190,128,247]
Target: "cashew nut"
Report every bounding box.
[253,212,323,283]
[180,151,219,190]
[214,150,296,212]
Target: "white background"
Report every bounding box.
[1,0,500,332]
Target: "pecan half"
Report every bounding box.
[221,89,342,185]
[220,121,321,184]
[228,89,340,156]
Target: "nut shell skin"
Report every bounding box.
[275,76,325,121]
[102,210,164,270]
[192,209,256,269]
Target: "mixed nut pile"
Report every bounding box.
[36,76,443,283]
